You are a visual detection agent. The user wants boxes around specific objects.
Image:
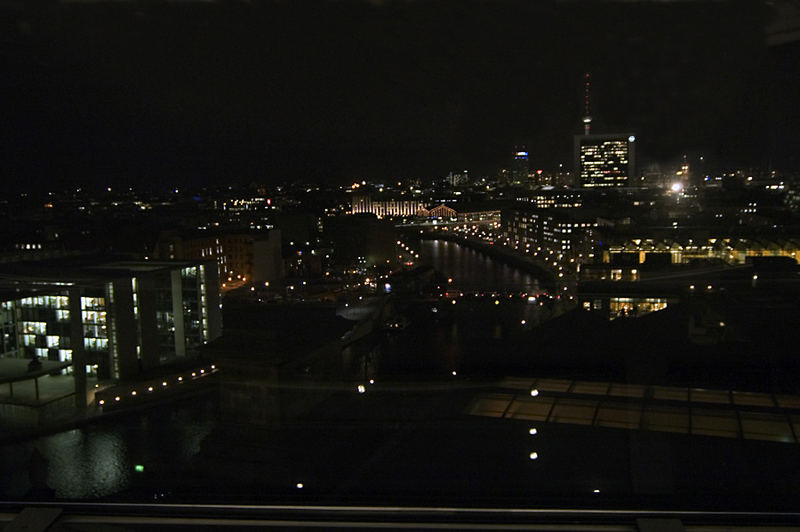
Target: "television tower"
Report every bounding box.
[582,72,592,136]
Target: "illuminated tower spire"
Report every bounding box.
[582,72,592,136]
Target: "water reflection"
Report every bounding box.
[0,397,216,499]
[421,239,539,293]
[375,240,545,376]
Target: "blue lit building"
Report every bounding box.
[511,148,529,185]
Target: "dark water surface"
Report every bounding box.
[420,239,541,293]
[1,397,216,499]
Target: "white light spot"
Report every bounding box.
[529,427,537,435]
[530,389,539,397]
[357,384,366,394]
[529,452,538,460]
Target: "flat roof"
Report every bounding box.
[0,256,213,285]
[0,358,72,385]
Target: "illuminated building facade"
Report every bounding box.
[600,237,800,266]
[515,190,583,208]
[350,195,426,218]
[0,259,221,405]
[511,148,529,184]
[427,204,457,218]
[578,287,672,320]
[155,230,283,284]
[502,207,599,257]
[574,134,636,188]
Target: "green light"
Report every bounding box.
[135,464,144,473]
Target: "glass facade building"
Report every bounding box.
[0,259,221,405]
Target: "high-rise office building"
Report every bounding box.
[574,134,636,188]
[511,148,529,184]
[573,73,636,187]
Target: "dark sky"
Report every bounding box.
[1,0,797,188]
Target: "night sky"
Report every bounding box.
[1,0,797,188]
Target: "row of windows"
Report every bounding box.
[81,297,105,310]
[19,295,70,309]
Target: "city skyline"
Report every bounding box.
[1,1,798,189]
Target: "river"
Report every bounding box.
[419,239,541,293]
[0,240,543,500]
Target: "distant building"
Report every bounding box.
[451,201,504,223]
[272,212,320,248]
[0,258,221,406]
[324,215,396,267]
[155,230,283,284]
[599,236,800,266]
[502,207,600,258]
[574,134,636,188]
[785,186,800,213]
[446,171,470,187]
[223,232,283,284]
[427,204,457,219]
[350,195,426,218]
[514,189,583,209]
[511,148,529,185]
